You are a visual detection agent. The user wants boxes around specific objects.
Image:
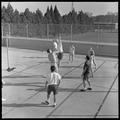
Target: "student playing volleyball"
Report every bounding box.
[69,44,75,62]
[44,66,61,107]
[56,35,64,68]
[47,49,58,72]
[81,55,92,91]
[88,48,96,77]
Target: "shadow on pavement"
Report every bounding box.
[2,103,54,107]
[2,75,46,79]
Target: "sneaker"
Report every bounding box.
[87,87,92,90]
[80,87,87,91]
[53,103,57,107]
[83,87,87,90]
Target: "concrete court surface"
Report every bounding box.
[2,47,118,118]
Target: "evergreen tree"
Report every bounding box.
[71,8,78,24]
[6,3,14,23]
[77,10,84,24]
[24,8,31,23]
[54,5,61,24]
[2,6,7,22]
[32,12,38,23]
[44,6,52,23]
[19,12,28,23]
[49,5,55,23]
[67,11,72,24]
[12,9,20,23]
[62,14,68,24]
[36,9,43,23]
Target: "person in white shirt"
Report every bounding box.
[44,65,61,107]
[88,48,96,77]
[53,39,58,51]
[69,44,75,62]
[56,35,63,68]
[47,49,58,72]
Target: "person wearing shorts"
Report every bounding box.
[47,49,58,72]
[81,55,92,91]
[57,35,63,68]
[44,65,61,107]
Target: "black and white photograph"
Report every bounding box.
[2,1,118,118]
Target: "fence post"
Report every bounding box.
[97,24,99,48]
[8,23,11,36]
[6,23,15,72]
[26,24,28,37]
[6,33,10,70]
[2,23,3,37]
[47,24,49,39]
[71,24,72,43]
[6,23,10,71]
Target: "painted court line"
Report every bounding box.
[50,114,118,117]
[94,74,118,118]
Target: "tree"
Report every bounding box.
[6,3,14,23]
[44,6,52,23]
[12,9,20,23]
[54,5,61,24]
[62,14,69,24]
[36,9,43,23]
[49,5,55,23]
[24,8,32,23]
[19,12,28,23]
[77,10,84,24]
[2,6,7,22]
[71,8,78,24]
[67,12,72,24]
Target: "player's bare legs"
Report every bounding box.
[83,79,86,90]
[53,95,56,106]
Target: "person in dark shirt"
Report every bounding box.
[81,55,92,91]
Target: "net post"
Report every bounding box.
[26,24,28,37]
[8,23,11,36]
[6,33,10,71]
[6,23,16,72]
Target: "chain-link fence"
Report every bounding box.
[2,23,118,43]
[2,23,118,57]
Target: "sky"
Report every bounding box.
[1,2,118,16]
